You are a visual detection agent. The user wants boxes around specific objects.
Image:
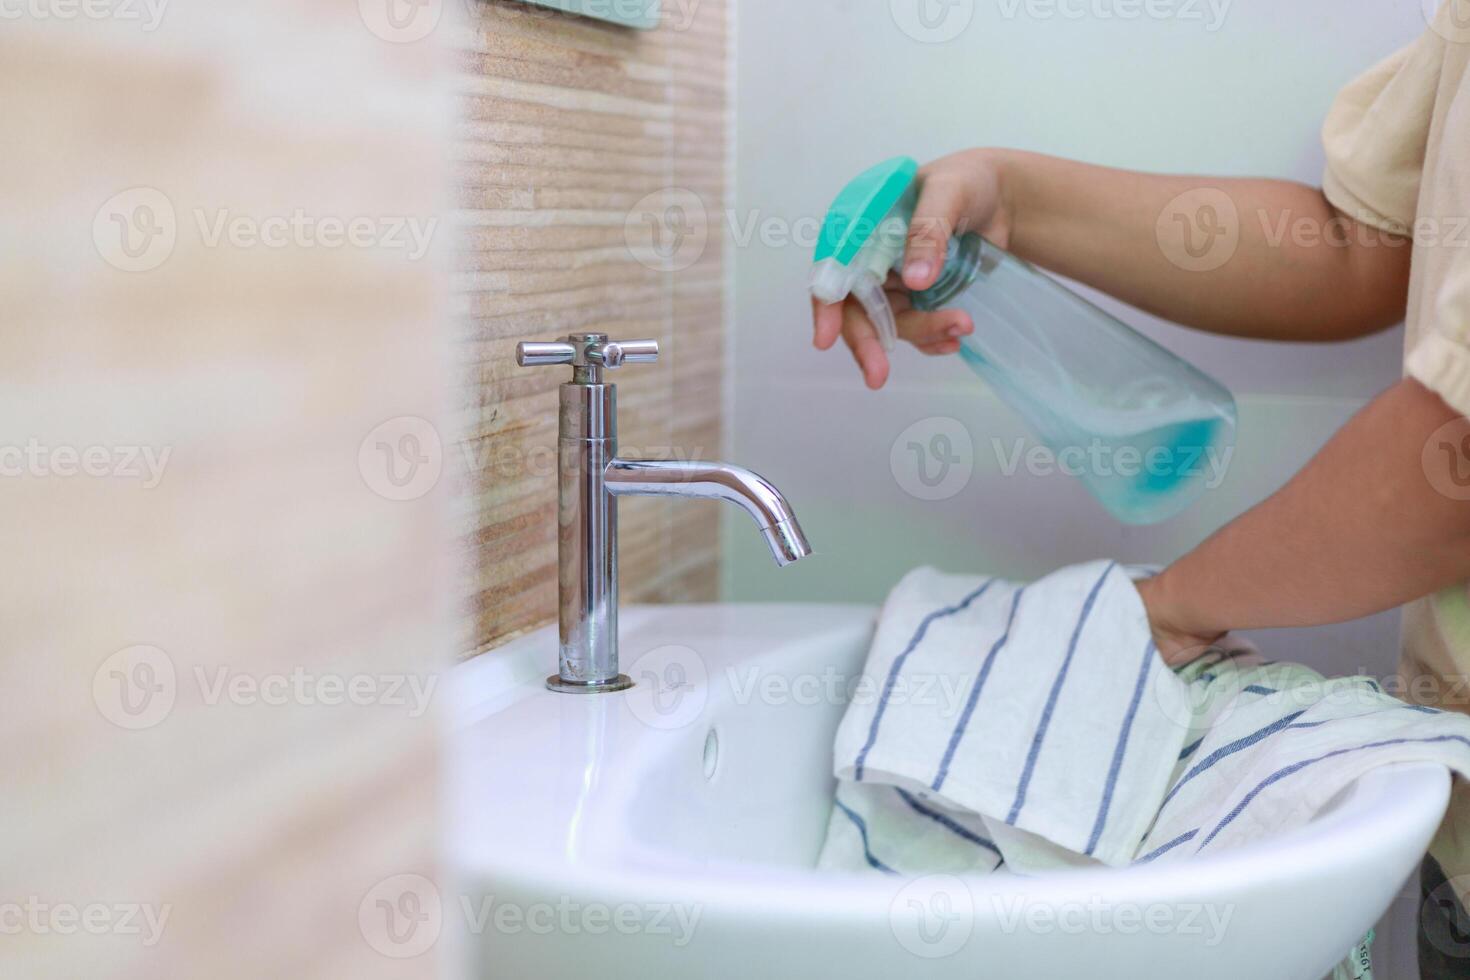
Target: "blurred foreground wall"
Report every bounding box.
[0,2,450,976]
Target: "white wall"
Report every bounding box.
[728,4,1432,970]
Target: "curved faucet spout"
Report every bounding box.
[605,458,813,566]
[519,332,815,692]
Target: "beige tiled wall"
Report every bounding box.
[455,0,730,655]
[1,4,447,977]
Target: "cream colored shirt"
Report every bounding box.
[1322,0,1470,894]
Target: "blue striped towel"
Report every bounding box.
[818,560,1470,878]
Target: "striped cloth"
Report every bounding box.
[818,560,1470,879]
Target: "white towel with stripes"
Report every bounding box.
[818,560,1470,879]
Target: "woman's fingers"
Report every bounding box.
[896,307,973,347]
[903,173,968,292]
[841,299,890,389]
[812,281,970,386]
[915,339,963,356]
[812,297,845,351]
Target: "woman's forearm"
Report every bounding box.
[1137,379,1470,662]
[989,150,1412,342]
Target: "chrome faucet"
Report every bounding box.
[516,332,814,694]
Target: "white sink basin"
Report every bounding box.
[448,604,1449,980]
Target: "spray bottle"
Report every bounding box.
[811,156,1238,525]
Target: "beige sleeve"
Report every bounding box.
[1322,18,1470,417]
[1320,35,1439,236]
[1404,11,1470,418]
[1410,272,1470,419]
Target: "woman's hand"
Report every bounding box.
[1135,574,1227,667]
[811,149,1014,389]
[1134,380,1470,669]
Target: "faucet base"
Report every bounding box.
[545,673,634,695]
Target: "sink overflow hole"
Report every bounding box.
[702,728,719,780]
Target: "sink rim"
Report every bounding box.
[465,765,1447,916]
[452,603,1451,914]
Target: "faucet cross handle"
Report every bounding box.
[516,333,659,377]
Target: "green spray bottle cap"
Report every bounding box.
[810,157,920,352]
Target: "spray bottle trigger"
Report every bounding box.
[851,273,898,353]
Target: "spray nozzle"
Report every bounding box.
[810,157,920,352]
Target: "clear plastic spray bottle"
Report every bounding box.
[811,157,1238,525]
